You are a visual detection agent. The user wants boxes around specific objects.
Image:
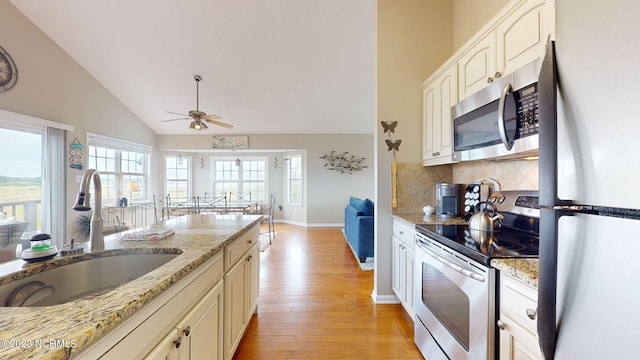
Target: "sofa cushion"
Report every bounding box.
[349,197,373,216]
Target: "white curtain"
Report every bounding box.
[42,126,66,248]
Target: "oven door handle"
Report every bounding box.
[418,241,486,282]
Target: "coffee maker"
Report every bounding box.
[435,183,464,218]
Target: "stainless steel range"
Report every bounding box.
[413,191,539,360]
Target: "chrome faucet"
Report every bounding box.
[73,169,104,251]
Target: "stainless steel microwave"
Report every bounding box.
[452,59,541,161]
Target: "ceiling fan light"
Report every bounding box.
[190,121,196,129]
[200,122,208,129]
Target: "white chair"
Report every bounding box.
[262,193,276,243]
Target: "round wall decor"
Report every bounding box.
[0,46,18,92]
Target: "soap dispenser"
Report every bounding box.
[21,233,59,263]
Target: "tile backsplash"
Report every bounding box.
[393,159,538,214]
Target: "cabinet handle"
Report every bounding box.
[183,326,191,337]
[526,308,537,320]
[248,239,253,244]
[246,255,252,262]
[495,72,502,78]
[432,152,440,157]
[497,319,507,330]
[399,231,404,235]
[174,336,182,349]
[487,77,494,83]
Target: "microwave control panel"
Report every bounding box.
[515,83,539,137]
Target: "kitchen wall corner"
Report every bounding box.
[394,162,453,214]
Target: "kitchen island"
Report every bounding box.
[0,214,262,360]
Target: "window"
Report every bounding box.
[211,157,267,202]
[287,154,302,205]
[87,134,151,206]
[0,109,71,259]
[165,155,191,201]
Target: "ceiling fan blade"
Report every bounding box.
[160,117,190,122]
[204,118,234,129]
[165,111,189,117]
[203,114,222,120]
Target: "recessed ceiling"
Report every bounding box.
[10,0,376,135]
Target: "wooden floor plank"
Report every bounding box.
[232,224,423,359]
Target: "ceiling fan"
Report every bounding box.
[161,75,233,130]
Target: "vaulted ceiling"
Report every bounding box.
[11,0,376,135]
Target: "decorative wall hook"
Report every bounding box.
[319,151,367,174]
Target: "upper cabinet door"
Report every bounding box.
[438,66,457,160]
[496,0,555,76]
[458,31,497,101]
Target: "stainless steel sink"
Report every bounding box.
[0,250,182,307]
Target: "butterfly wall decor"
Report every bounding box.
[385,139,401,152]
[381,120,401,153]
[381,120,397,134]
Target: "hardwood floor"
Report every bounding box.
[233,224,423,359]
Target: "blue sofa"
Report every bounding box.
[344,197,374,263]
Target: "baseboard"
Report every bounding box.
[371,291,400,304]
[277,219,344,228]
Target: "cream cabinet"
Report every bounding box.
[496,0,555,78]
[145,280,223,360]
[144,329,179,360]
[497,273,542,360]
[422,65,458,166]
[391,219,415,319]
[458,31,497,101]
[457,0,555,102]
[80,252,225,360]
[224,226,260,360]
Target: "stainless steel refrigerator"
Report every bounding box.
[537,2,640,359]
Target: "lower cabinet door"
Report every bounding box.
[245,244,260,319]
[178,280,224,360]
[224,256,247,360]
[144,329,179,360]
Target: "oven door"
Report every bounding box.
[414,233,495,360]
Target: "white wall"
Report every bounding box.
[0,1,157,240]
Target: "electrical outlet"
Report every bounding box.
[75,175,83,183]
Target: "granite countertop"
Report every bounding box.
[491,258,539,288]
[0,214,262,360]
[391,212,538,287]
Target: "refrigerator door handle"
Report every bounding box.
[498,82,514,151]
[538,208,573,360]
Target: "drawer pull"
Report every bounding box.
[399,231,404,235]
[174,336,182,349]
[526,308,537,320]
[497,319,507,330]
[248,239,253,244]
[183,326,191,336]
[246,255,253,262]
